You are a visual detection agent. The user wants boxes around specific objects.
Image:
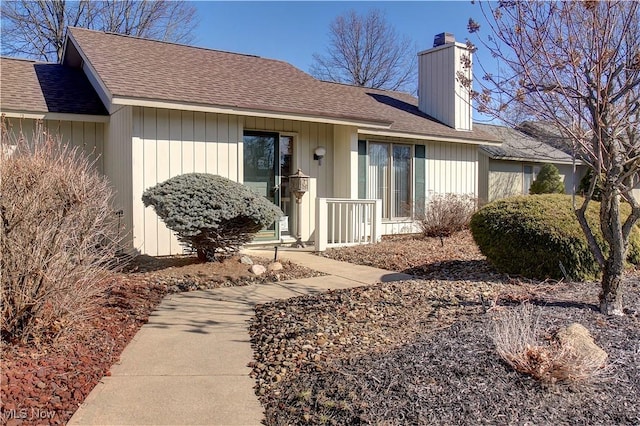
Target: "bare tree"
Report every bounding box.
[1,0,198,62]
[466,1,640,315]
[310,9,416,93]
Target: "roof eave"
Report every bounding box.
[0,109,109,123]
[111,96,393,129]
[359,128,502,146]
[64,30,114,112]
[484,153,583,165]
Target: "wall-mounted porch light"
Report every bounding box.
[313,146,326,165]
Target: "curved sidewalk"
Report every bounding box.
[69,249,413,425]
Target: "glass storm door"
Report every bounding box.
[279,135,294,236]
[243,131,281,239]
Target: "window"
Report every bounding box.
[366,142,412,219]
[523,164,541,194]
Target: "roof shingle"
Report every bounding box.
[477,123,579,164]
[68,27,496,143]
[0,57,107,116]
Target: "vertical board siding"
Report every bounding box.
[426,141,477,196]
[132,107,243,256]
[7,117,106,173]
[104,106,133,251]
[142,108,158,255]
[155,109,173,253]
[131,107,146,253]
[478,151,490,204]
[418,45,472,131]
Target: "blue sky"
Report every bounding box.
[192,1,489,78]
[191,1,496,120]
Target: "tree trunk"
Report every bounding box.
[600,259,625,315]
[599,189,626,316]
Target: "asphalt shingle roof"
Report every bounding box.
[67,27,496,143]
[477,123,579,164]
[0,57,107,116]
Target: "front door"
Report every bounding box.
[243,131,293,240]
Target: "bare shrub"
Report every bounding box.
[492,304,607,384]
[414,193,476,241]
[1,118,122,343]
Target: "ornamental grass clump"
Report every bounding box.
[1,118,122,343]
[469,194,640,280]
[142,173,282,261]
[492,304,607,385]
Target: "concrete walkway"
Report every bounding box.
[69,248,412,425]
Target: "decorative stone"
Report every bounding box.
[268,262,283,272]
[239,255,254,265]
[251,264,266,276]
[555,323,608,366]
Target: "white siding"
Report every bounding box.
[132,106,242,256]
[134,112,336,254]
[4,117,105,173]
[418,42,472,131]
[556,163,587,196]
[104,106,133,249]
[488,160,523,201]
[333,125,358,198]
[380,220,420,235]
[478,151,490,204]
[426,141,477,196]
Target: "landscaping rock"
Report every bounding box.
[268,261,283,272]
[555,323,608,366]
[239,255,254,265]
[251,264,267,276]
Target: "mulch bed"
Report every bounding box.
[250,231,640,425]
[1,254,321,425]
[1,277,167,426]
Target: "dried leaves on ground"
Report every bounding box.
[1,254,321,425]
[251,231,640,425]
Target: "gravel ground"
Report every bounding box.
[250,232,640,425]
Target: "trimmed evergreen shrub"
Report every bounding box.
[142,173,282,261]
[469,194,640,281]
[577,169,603,201]
[529,163,565,194]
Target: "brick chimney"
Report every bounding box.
[418,33,473,131]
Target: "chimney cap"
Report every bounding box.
[433,32,455,47]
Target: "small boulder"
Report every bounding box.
[555,323,608,367]
[268,262,283,272]
[239,255,254,265]
[250,264,266,276]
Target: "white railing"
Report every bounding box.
[315,198,382,252]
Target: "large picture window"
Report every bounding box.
[367,142,412,219]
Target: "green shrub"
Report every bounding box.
[142,173,282,260]
[577,169,603,201]
[529,163,565,194]
[469,194,640,280]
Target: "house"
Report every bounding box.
[1,28,501,255]
[477,123,588,203]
